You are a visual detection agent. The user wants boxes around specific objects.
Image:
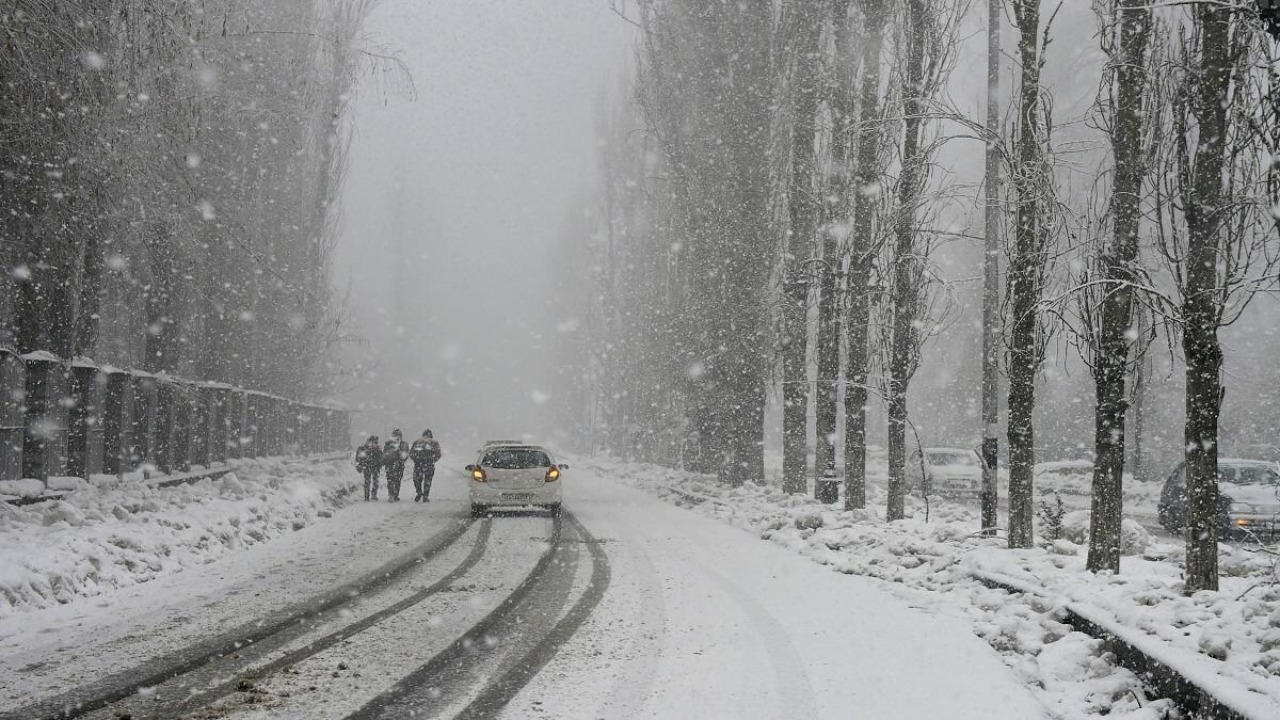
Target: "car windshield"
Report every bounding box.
[928,451,976,466]
[482,448,551,469]
[1222,464,1280,486]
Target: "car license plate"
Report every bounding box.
[502,493,534,500]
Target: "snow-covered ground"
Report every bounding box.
[584,453,1280,719]
[0,456,359,616]
[2,451,1277,719]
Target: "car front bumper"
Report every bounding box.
[1225,512,1280,539]
[470,481,561,508]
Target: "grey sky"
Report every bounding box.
[335,0,634,449]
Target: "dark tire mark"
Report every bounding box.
[455,512,612,719]
[3,513,477,720]
[344,513,570,720]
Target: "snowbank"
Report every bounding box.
[0,457,359,617]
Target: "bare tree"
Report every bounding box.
[842,0,891,510]
[978,0,1002,534]
[1005,0,1058,549]
[884,0,967,521]
[1,0,385,401]
[781,0,826,495]
[625,1,779,484]
[1149,7,1280,592]
[1076,0,1154,574]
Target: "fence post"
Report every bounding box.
[245,392,260,459]
[21,352,71,483]
[287,402,300,455]
[0,349,24,483]
[68,358,106,479]
[209,385,229,465]
[188,384,209,469]
[155,377,177,474]
[231,389,248,460]
[102,367,134,478]
[269,396,283,456]
[131,373,157,472]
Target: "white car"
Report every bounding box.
[466,443,566,517]
[909,447,985,497]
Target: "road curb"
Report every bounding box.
[969,568,1275,720]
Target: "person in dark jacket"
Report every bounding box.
[410,429,442,502]
[355,436,383,501]
[383,429,409,502]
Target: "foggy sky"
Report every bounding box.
[335,1,633,453]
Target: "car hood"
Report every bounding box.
[1223,484,1280,509]
[931,464,981,477]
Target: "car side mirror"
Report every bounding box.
[465,464,477,472]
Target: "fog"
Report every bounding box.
[335,0,634,453]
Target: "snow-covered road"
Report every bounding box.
[502,468,1047,720]
[1,458,1050,719]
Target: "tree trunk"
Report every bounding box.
[782,275,809,493]
[842,0,886,511]
[1006,0,1047,549]
[1182,3,1230,594]
[716,0,773,487]
[815,242,840,487]
[886,0,929,522]
[782,0,824,495]
[979,0,1002,534]
[1087,0,1151,575]
[1130,346,1147,482]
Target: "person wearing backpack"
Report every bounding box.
[410,429,442,502]
[355,436,383,501]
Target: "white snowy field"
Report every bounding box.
[0,451,1274,718]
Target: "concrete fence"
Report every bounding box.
[0,349,351,486]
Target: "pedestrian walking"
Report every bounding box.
[355,436,383,501]
[410,429,442,502]
[383,429,409,502]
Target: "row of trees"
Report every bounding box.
[0,0,396,399]
[556,0,1280,592]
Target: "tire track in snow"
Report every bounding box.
[343,511,569,720]
[4,513,478,720]
[344,509,612,720]
[123,518,497,719]
[453,512,612,719]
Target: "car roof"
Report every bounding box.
[482,443,550,452]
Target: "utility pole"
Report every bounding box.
[980,0,1001,535]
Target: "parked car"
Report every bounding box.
[1033,459,1116,496]
[908,447,984,497]
[466,443,566,517]
[1157,458,1280,539]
